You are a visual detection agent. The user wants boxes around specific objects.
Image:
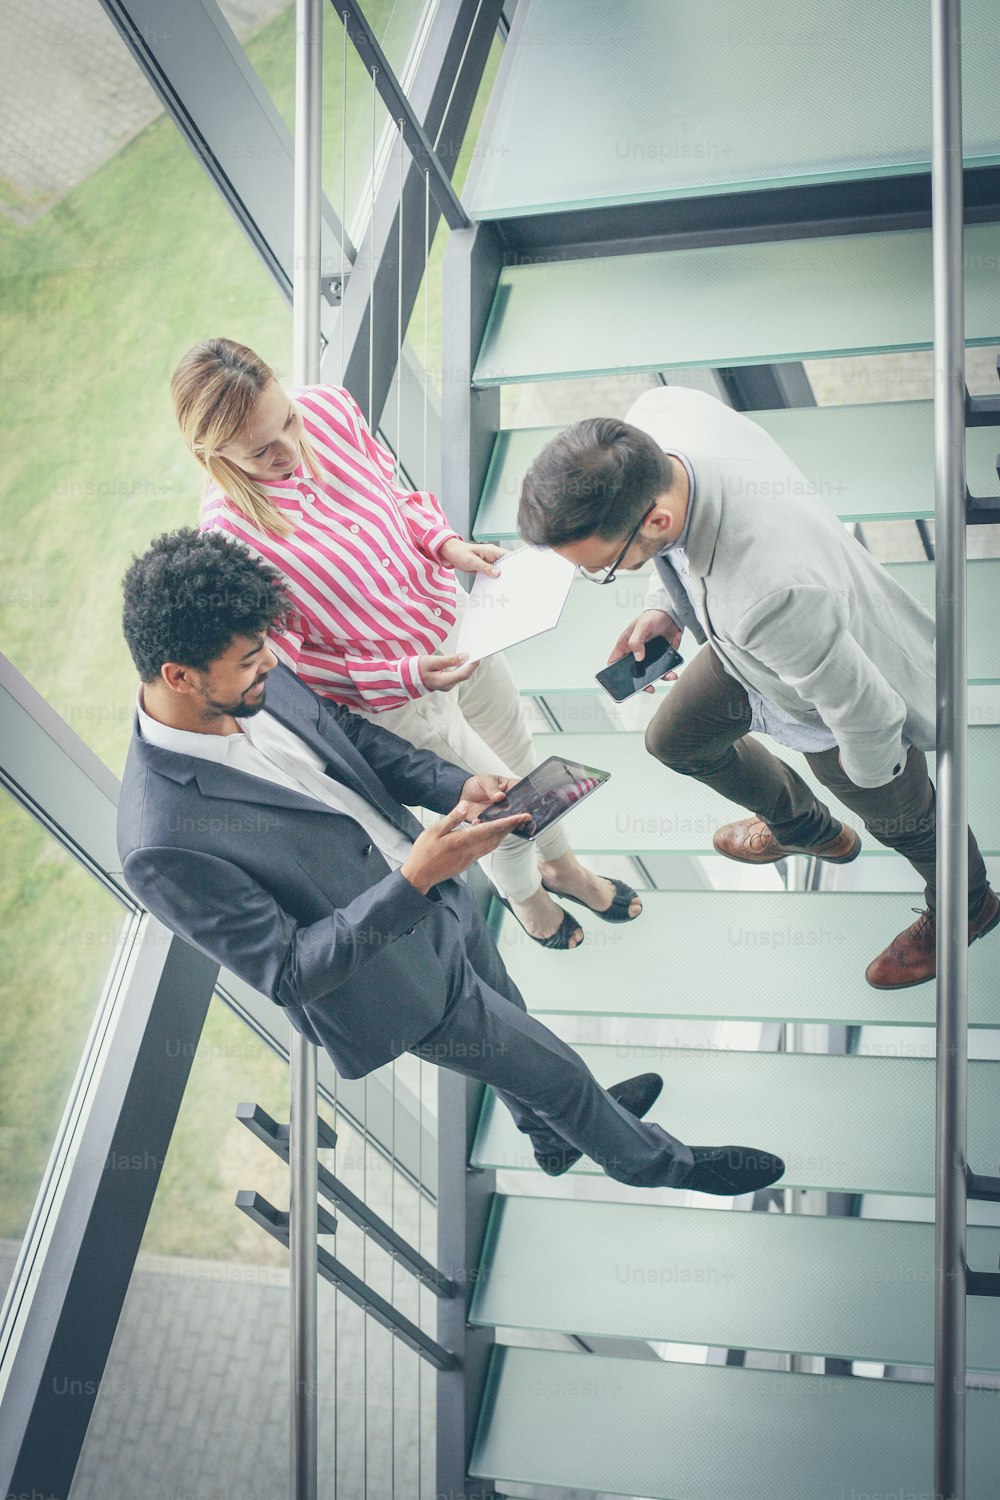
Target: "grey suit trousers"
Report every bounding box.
[408,897,695,1189]
[646,642,990,917]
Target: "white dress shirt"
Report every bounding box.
[136,687,415,870]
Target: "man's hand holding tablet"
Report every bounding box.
[475,757,611,842]
[400,775,530,893]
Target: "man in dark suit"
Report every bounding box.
[116,528,783,1195]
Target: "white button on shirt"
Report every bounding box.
[136,689,415,870]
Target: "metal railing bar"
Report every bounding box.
[930,1,969,1496]
[332,0,471,229]
[236,1192,456,1369]
[237,1103,455,1295]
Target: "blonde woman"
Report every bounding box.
[171,338,641,949]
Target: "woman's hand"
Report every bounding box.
[418,652,481,692]
[439,538,507,576]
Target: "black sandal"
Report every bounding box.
[540,875,641,924]
[494,893,584,950]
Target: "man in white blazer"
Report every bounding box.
[518,386,997,989]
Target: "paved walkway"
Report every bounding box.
[61,1244,432,1499]
[0,0,288,224]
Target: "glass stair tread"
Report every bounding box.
[465,0,1000,220]
[470,1196,1000,1371]
[496,560,1000,691]
[470,1044,1000,1196]
[470,1348,1000,1499]
[473,225,1000,384]
[526,728,1000,854]
[474,403,1000,539]
[491,891,1000,1029]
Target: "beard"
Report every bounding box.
[202,679,268,720]
[231,695,267,719]
[632,531,670,567]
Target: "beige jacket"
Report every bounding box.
[631,387,935,789]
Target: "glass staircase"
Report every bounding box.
[471,1350,1000,1500]
[501,728,1000,855]
[497,563,1000,691]
[463,0,1000,218]
[442,0,1000,1494]
[475,404,1000,537]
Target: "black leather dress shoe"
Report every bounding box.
[680,1145,785,1195]
[534,1072,664,1176]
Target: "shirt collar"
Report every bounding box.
[136,685,246,764]
[657,449,696,554]
[207,463,306,517]
[259,464,306,503]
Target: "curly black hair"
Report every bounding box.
[122,528,290,681]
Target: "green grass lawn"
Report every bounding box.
[0,2,497,1265]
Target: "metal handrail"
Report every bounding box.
[290,2,323,1495]
[930,2,969,1498]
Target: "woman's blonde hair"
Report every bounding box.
[171,337,321,538]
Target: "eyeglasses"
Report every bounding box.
[578,505,656,586]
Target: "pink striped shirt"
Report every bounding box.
[199,384,460,711]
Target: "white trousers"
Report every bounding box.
[352,589,572,900]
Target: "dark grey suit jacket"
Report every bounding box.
[117,664,474,1078]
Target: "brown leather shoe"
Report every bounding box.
[865,887,1000,990]
[712,816,861,865]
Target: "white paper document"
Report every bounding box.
[455,545,577,660]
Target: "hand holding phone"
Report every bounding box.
[595,635,684,701]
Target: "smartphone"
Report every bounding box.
[595,635,684,702]
[476,756,611,841]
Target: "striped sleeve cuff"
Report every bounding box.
[399,653,430,700]
[423,526,461,561]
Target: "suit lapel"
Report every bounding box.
[685,453,724,583]
[681,454,725,645]
[189,757,348,817]
[134,668,416,837]
[246,668,419,836]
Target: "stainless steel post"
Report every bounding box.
[931,1,968,1496]
[290,1,322,1496]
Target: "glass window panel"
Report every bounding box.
[0,5,288,777]
[405,35,503,402]
[217,0,437,245]
[0,792,129,1304]
[69,1002,438,1496]
[68,997,292,1497]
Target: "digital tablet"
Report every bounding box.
[476,755,611,841]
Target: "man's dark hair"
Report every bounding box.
[122,528,290,681]
[518,417,673,548]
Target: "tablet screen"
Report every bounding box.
[477,756,610,841]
